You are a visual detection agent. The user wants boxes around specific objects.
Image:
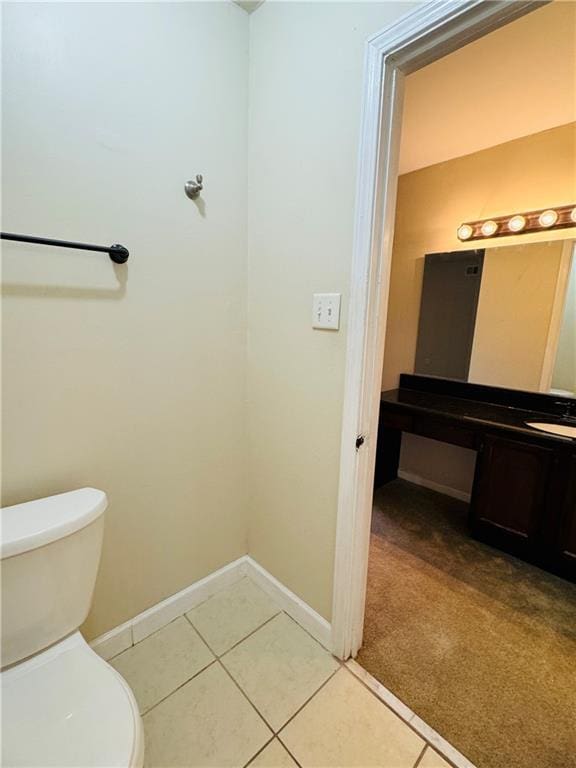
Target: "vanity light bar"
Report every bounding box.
[457,204,576,241]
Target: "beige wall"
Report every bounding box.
[246,1,417,622]
[1,2,249,639]
[400,1,576,173]
[384,123,576,494]
[469,242,564,392]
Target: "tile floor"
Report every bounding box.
[110,577,454,768]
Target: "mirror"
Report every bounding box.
[414,239,576,396]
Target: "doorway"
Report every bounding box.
[332,2,576,767]
[331,0,548,662]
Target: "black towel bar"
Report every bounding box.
[1,232,129,264]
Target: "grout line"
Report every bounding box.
[184,608,282,660]
[219,610,282,656]
[108,614,183,661]
[139,657,219,718]
[181,614,217,659]
[107,646,133,663]
[413,744,428,768]
[242,735,277,768]
[277,739,304,768]
[217,657,276,733]
[242,735,303,768]
[276,665,341,738]
[277,603,333,653]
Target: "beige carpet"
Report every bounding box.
[357,480,576,768]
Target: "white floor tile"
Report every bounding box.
[419,747,453,768]
[221,613,338,731]
[248,739,299,768]
[187,578,280,655]
[143,662,272,767]
[279,668,425,768]
[111,617,214,713]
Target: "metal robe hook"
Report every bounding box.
[184,175,203,200]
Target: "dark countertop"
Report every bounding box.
[381,387,576,446]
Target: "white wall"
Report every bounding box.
[2,1,249,639]
[246,1,416,621]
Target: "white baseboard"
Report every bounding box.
[90,555,332,660]
[398,470,471,503]
[90,556,249,660]
[243,557,332,650]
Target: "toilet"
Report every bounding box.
[1,488,144,768]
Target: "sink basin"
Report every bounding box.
[526,422,576,439]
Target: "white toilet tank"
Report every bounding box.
[1,488,107,669]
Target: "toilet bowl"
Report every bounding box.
[1,488,144,768]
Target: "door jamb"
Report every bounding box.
[331,0,548,660]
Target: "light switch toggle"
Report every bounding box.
[312,293,341,330]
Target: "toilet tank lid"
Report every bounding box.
[1,488,107,560]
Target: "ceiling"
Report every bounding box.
[399,1,576,174]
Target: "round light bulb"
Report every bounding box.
[538,209,558,228]
[457,224,473,241]
[481,220,498,237]
[508,215,526,233]
[571,207,576,224]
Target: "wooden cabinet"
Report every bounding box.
[470,435,555,560]
[470,435,576,578]
[554,455,576,580]
[377,381,576,582]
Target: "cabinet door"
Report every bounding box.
[554,455,576,579]
[470,435,554,559]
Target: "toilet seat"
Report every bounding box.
[1,632,144,768]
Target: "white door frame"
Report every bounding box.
[331,0,547,660]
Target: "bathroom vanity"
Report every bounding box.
[375,374,576,582]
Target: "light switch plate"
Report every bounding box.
[312,293,341,330]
